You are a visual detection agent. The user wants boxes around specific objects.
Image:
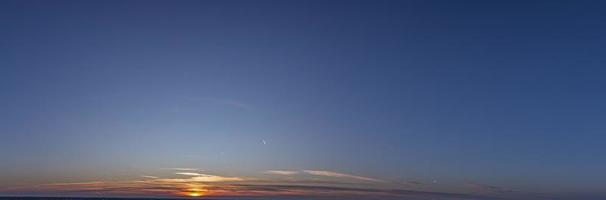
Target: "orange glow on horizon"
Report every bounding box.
[179,186,208,198]
[187,192,202,197]
[5,169,398,199]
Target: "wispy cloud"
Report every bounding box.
[303,170,383,182]
[169,174,243,182]
[43,181,107,186]
[0,168,531,200]
[1,169,521,200]
[175,172,204,176]
[172,169,243,182]
[190,174,243,182]
[166,167,202,171]
[225,184,478,199]
[2,179,482,200]
[264,170,300,175]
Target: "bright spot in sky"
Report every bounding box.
[188,192,202,197]
[183,187,207,197]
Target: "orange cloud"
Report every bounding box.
[0,168,493,199]
[2,179,476,200]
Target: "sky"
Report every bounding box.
[1,0,606,199]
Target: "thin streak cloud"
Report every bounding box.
[167,168,203,171]
[303,170,383,182]
[175,172,204,176]
[264,170,300,175]
[190,174,243,182]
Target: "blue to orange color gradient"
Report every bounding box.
[1,1,606,200]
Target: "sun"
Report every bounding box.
[187,192,203,197]
[181,187,208,198]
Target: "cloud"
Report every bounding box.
[303,170,383,182]
[43,181,107,186]
[175,172,204,176]
[264,170,300,175]
[0,170,534,200]
[172,171,244,182]
[227,184,480,199]
[1,172,520,200]
[189,174,243,182]
[167,167,202,171]
[5,181,484,200]
[263,170,382,183]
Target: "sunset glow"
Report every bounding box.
[184,187,207,197]
[183,191,205,197]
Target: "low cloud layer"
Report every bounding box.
[1,179,484,200]
[0,168,524,200]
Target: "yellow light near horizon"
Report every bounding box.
[182,187,207,197]
[188,192,202,197]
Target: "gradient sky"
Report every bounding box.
[1,1,606,199]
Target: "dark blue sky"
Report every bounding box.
[1,1,606,199]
